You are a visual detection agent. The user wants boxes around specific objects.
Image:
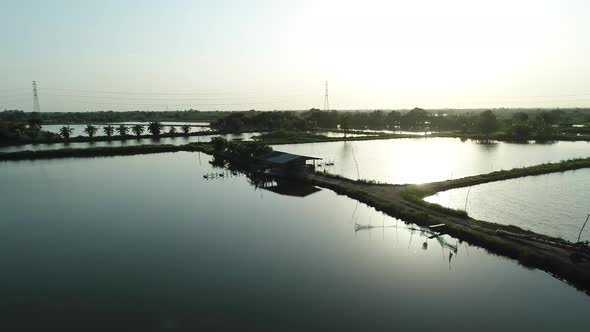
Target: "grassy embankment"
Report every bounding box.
[0,143,214,161]
[256,129,590,144]
[252,130,428,145]
[432,131,590,142]
[0,130,221,147]
[306,159,590,293]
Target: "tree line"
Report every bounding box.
[57,122,194,139]
[211,108,589,140]
[0,110,221,124]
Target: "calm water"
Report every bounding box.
[425,169,590,242]
[0,131,360,153]
[276,138,590,184]
[1,153,589,330]
[0,132,262,153]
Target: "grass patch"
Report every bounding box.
[0,144,187,160]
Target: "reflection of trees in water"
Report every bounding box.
[338,141,353,162]
[474,140,499,151]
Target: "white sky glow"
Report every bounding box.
[1,0,589,111]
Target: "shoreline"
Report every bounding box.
[3,129,590,148]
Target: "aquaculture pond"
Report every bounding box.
[425,168,590,242]
[276,138,590,184]
[1,152,589,330]
[0,132,262,153]
[0,131,361,153]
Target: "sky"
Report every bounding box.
[1,0,589,112]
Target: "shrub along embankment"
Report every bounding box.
[0,144,193,160]
[307,159,590,294]
[0,130,221,147]
[253,130,420,145]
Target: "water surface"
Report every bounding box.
[276,138,590,184]
[425,169,590,241]
[0,132,262,153]
[1,153,589,330]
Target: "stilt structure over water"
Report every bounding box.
[257,151,321,178]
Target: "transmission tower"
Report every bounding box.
[323,80,329,111]
[32,81,40,112]
[324,81,330,111]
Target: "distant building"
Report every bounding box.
[257,151,321,178]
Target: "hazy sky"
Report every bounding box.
[1,0,589,112]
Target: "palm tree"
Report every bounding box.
[83,124,98,137]
[131,124,144,137]
[181,124,190,135]
[117,124,129,137]
[59,126,74,139]
[147,122,164,136]
[103,125,115,137]
[168,126,177,135]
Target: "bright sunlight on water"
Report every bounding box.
[1,152,589,330]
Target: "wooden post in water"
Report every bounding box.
[577,214,590,243]
[464,186,472,212]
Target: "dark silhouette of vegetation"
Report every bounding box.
[117,124,129,137]
[27,114,42,129]
[147,122,164,136]
[210,108,590,140]
[83,124,98,137]
[0,120,57,143]
[477,110,498,136]
[168,126,177,135]
[0,109,221,124]
[211,136,226,151]
[131,124,144,137]
[103,125,115,137]
[252,130,338,144]
[208,137,272,163]
[181,124,190,135]
[59,126,74,139]
[211,111,310,132]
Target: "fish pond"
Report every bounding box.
[1,152,589,330]
[276,138,590,184]
[425,168,590,242]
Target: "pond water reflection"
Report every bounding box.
[0,132,261,153]
[276,138,590,184]
[1,152,589,330]
[426,169,590,242]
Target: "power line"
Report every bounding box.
[42,87,305,96]
[47,98,295,107]
[46,93,305,102]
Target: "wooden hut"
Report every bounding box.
[257,151,321,178]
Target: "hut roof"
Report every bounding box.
[257,151,320,165]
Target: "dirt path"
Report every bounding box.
[306,173,590,294]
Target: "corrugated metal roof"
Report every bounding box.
[258,151,320,165]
